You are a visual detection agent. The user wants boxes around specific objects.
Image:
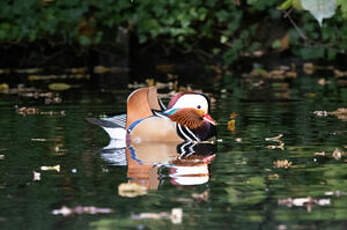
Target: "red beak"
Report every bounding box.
[203,113,217,125]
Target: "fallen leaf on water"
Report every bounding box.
[0,155,4,160]
[265,134,283,142]
[332,148,344,160]
[330,108,347,121]
[52,206,113,216]
[314,108,347,121]
[314,151,326,156]
[324,190,347,197]
[0,83,9,93]
[334,69,347,78]
[155,64,174,73]
[33,171,41,181]
[228,120,236,132]
[266,142,285,150]
[303,63,314,75]
[307,93,316,98]
[31,138,47,142]
[118,182,147,197]
[278,196,330,212]
[16,107,40,116]
[285,71,297,78]
[267,173,280,180]
[273,159,292,168]
[48,83,71,91]
[41,164,60,172]
[228,113,239,132]
[313,110,328,117]
[131,208,182,224]
[235,138,242,143]
[192,189,209,202]
[318,78,329,86]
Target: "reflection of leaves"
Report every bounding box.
[302,0,336,26]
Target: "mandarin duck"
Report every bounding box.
[87,87,216,144]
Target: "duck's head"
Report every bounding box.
[165,92,216,130]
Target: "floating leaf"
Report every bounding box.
[273,159,292,168]
[52,206,113,216]
[33,171,41,181]
[265,134,283,142]
[266,142,285,150]
[131,208,183,224]
[314,151,326,156]
[41,164,60,172]
[48,83,71,91]
[118,182,147,197]
[301,0,336,26]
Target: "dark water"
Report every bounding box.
[0,74,346,229]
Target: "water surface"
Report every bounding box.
[0,74,346,229]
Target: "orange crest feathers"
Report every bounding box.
[168,108,204,129]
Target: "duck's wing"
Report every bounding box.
[126,87,163,129]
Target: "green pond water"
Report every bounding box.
[0,74,346,229]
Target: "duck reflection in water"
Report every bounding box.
[100,140,216,189]
[88,87,217,189]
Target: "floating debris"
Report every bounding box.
[314,151,326,156]
[0,155,4,160]
[41,164,60,172]
[318,78,330,86]
[235,138,242,143]
[324,190,347,197]
[16,107,40,115]
[52,206,113,216]
[313,108,347,121]
[192,189,209,202]
[267,173,280,180]
[334,69,347,78]
[266,142,285,150]
[17,107,65,117]
[33,171,41,181]
[118,182,147,198]
[265,134,283,142]
[332,148,344,160]
[228,113,238,132]
[31,138,47,142]
[303,63,315,75]
[131,208,183,224]
[273,159,292,168]
[48,83,72,91]
[278,196,330,212]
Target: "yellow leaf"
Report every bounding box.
[48,83,71,91]
[118,182,147,198]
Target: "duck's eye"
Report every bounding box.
[197,105,201,109]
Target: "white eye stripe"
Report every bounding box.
[172,95,208,113]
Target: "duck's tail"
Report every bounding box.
[86,114,127,140]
